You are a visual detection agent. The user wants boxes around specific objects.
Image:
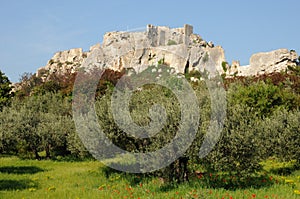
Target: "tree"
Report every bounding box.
[228,81,299,117]
[202,104,262,179]
[0,92,81,159]
[0,70,13,110]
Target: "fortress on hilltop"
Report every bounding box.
[33,24,298,82]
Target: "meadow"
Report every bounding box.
[1,156,300,199]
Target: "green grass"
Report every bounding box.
[0,156,300,199]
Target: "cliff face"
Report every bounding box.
[35,24,298,81]
[227,49,298,77]
[36,24,225,80]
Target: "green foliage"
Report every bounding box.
[0,70,13,111]
[157,57,165,65]
[222,61,228,72]
[228,81,299,117]
[95,84,181,154]
[167,39,177,45]
[96,79,199,182]
[287,65,300,75]
[0,92,87,159]
[202,104,262,178]
[221,73,226,81]
[184,70,202,81]
[16,73,43,98]
[258,109,300,163]
[32,80,61,95]
[1,65,300,187]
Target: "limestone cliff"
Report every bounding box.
[226,49,298,77]
[35,24,298,80]
[36,24,225,80]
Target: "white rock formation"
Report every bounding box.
[36,48,88,79]
[35,25,298,81]
[228,49,298,77]
[36,24,226,80]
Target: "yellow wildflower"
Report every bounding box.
[285,179,294,184]
[294,190,300,195]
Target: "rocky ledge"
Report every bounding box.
[227,49,298,77]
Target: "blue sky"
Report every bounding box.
[1,0,299,82]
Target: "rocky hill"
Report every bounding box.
[227,49,298,76]
[34,24,298,81]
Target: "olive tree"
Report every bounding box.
[0,92,80,159]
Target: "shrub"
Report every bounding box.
[167,39,177,45]
[202,104,262,178]
[259,109,300,163]
[228,81,299,117]
[222,61,228,72]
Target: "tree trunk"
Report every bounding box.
[45,144,51,159]
[33,148,41,160]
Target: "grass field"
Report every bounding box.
[0,156,300,199]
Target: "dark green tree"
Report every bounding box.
[0,70,13,110]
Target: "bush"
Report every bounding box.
[259,109,300,163]
[202,104,262,178]
[167,39,177,45]
[0,92,84,159]
[221,61,228,72]
[228,81,299,117]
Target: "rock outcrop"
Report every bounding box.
[36,48,84,79]
[35,24,299,81]
[36,24,226,80]
[227,49,298,76]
